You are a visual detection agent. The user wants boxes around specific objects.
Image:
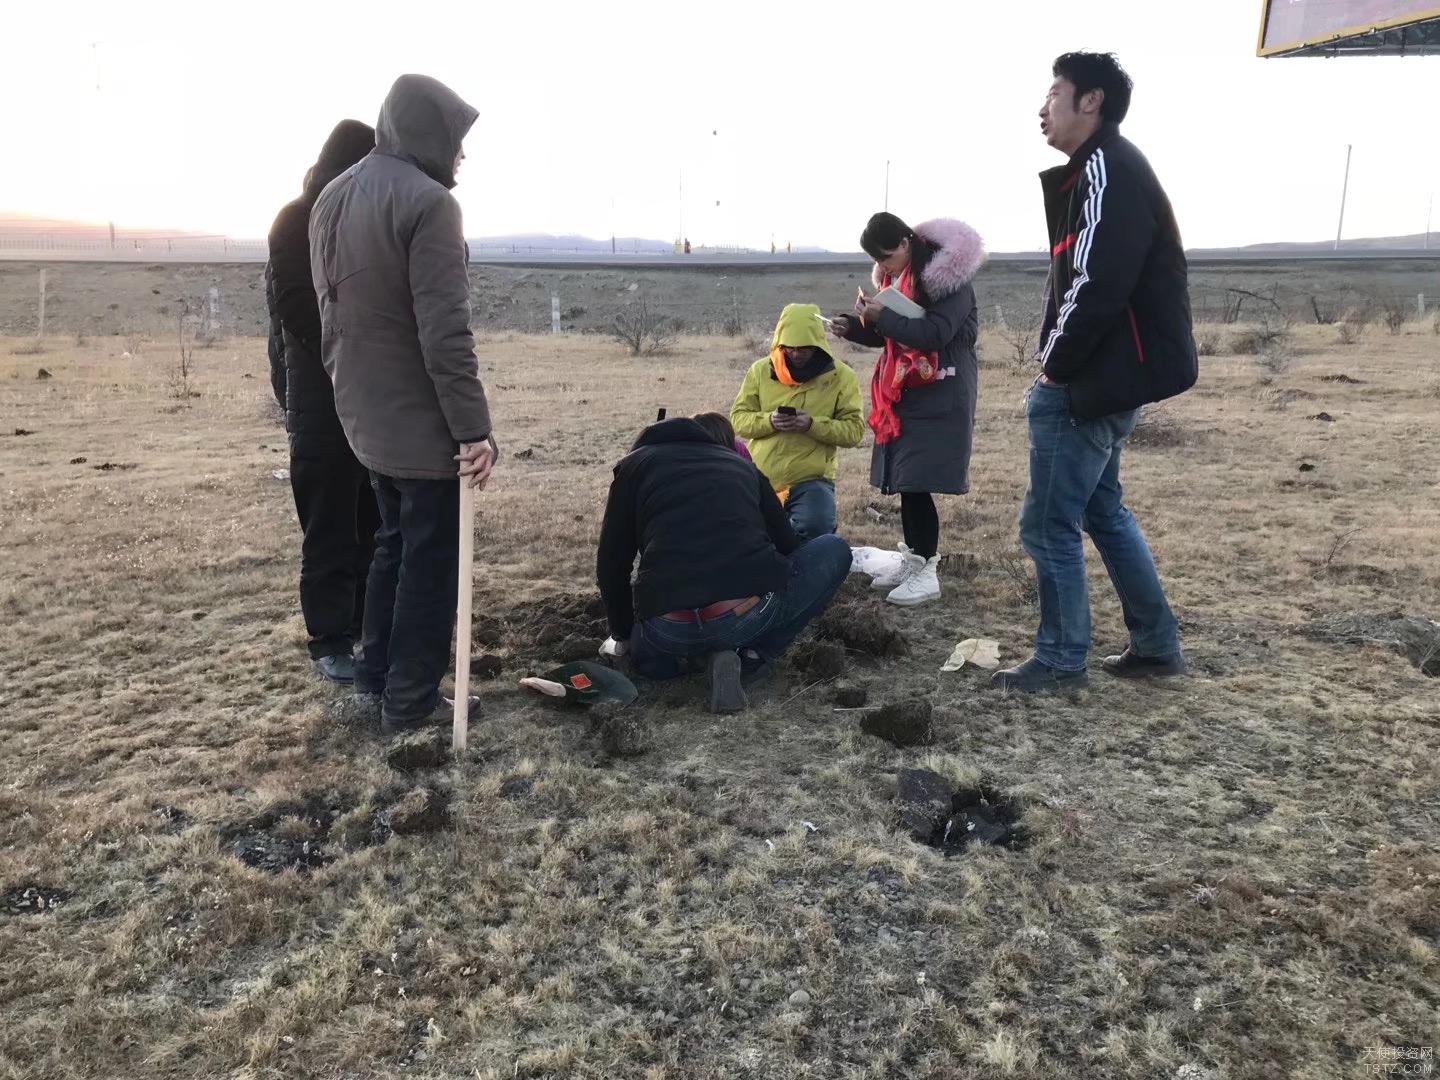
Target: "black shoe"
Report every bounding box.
[1101,647,1189,679]
[381,695,481,737]
[990,656,1089,693]
[707,651,749,714]
[314,653,356,683]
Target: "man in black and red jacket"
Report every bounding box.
[993,52,1195,693]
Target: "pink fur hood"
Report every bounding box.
[871,218,986,298]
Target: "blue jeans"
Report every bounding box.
[785,478,837,542]
[630,534,852,680]
[1019,382,1180,672]
[355,473,459,724]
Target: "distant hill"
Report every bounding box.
[468,233,677,254]
[0,212,216,242]
[1195,232,1436,255]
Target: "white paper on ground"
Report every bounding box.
[850,545,906,577]
[941,638,1002,672]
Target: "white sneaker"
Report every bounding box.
[887,555,940,606]
[870,543,914,591]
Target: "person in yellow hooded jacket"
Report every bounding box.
[730,304,865,540]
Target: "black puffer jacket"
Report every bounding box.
[596,419,800,640]
[840,218,985,496]
[266,120,375,437]
[1038,123,1198,419]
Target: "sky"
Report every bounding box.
[2,0,1437,252]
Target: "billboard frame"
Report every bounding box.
[1257,0,1440,55]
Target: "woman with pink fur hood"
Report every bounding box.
[830,213,986,606]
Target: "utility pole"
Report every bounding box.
[1334,144,1351,252]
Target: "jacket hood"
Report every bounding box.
[771,303,834,356]
[305,120,375,199]
[871,218,986,298]
[375,75,478,190]
[630,417,728,452]
[769,303,836,381]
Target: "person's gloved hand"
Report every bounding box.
[600,637,629,658]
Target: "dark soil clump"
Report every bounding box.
[861,699,934,747]
[895,770,1028,855]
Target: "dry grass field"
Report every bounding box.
[2,317,1438,1079]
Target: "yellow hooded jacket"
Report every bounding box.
[731,303,865,493]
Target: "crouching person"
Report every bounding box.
[731,303,864,540]
[596,413,851,714]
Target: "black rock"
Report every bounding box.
[861,699,934,747]
[896,769,954,843]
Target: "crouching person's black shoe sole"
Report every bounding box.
[707,651,749,714]
[1101,648,1189,680]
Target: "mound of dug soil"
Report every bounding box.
[1306,611,1440,676]
[813,597,909,659]
[896,769,1028,855]
[479,591,608,662]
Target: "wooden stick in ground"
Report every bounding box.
[453,480,476,753]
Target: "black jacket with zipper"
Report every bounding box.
[1038,123,1197,419]
[596,419,800,641]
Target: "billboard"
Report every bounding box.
[1258,0,1440,55]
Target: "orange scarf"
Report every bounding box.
[770,346,802,387]
[867,267,940,445]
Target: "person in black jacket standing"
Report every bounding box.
[596,413,851,714]
[267,120,379,683]
[993,53,1195,693]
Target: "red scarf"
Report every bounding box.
[867,267,940,445]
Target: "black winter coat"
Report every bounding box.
[596,419,800,640]
[841,218,985,496]
[266,120,375,439]
[1038,123,1198,419]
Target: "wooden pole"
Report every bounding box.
[452,481,475,753]
[37,269,47,341]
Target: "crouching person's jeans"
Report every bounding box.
[630,534,852,680]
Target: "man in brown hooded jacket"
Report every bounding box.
[310,74,495,734]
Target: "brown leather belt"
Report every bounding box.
[661,596,761,623]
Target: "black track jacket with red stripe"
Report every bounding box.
[1037,123,1198,419]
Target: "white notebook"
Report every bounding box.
[873,286,925,318]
